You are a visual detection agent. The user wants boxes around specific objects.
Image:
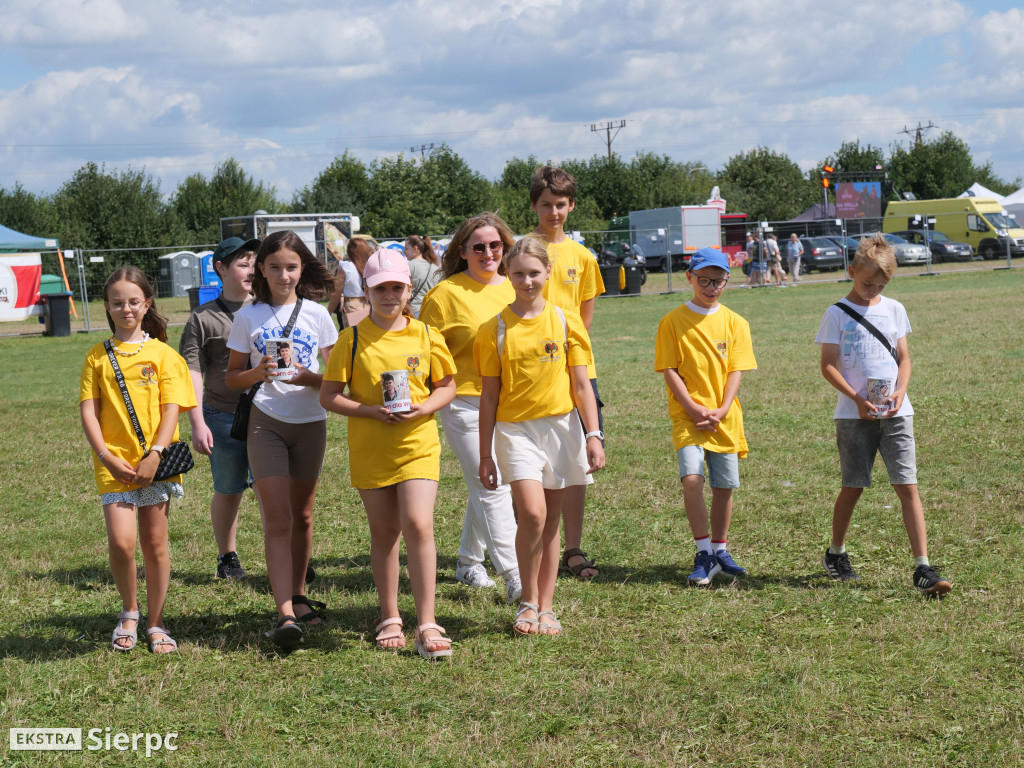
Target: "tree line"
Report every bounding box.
[2,131,1019,257]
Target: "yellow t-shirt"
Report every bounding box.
[654,302,757,455]
[79,339,197,495]
[474,302,592,423]
[419,272,515,397]
[542,237,605,310]
[323,316,456,489]
[541,237,603,377]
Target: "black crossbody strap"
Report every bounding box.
[833,302,898,362]
[104,341,150,450]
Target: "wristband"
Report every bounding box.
[97,449,110,461]
[480,455,491,460]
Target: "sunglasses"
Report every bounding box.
[470,241,504,255]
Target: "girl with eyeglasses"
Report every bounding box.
[80,266,197,654]
[418,213,523,604]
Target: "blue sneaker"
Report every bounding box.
[715,549,747,577]
[688,551,722,586]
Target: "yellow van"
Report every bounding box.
[883,197,1024,260]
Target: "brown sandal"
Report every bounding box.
[560,548,599,580]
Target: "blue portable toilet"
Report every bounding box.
[198,250,220,287]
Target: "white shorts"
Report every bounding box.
[494,413,593,490]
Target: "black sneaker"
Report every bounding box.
[216,551,247,581]
[913,565,952,595]
[822,549,859,581]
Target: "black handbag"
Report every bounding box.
[230,299,304,441]
[103,341,195,481]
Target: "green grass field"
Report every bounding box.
[2,269,1023,766]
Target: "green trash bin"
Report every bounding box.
[43,292,73,337]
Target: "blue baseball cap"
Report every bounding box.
[688,247,730,273]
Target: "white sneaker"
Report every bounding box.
[505,572,522,604]
[455,562,495,588]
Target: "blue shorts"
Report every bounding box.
[204,404,251,495]
[676,445,740,489]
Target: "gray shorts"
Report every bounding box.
[835,416,917,488]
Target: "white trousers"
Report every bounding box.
[440,395,519,576]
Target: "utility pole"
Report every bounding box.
[591,120,626,160]
[899,121,937,146]
[409,143,435,160]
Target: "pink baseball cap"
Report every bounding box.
[363,249,411,287]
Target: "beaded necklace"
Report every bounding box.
[110,332,150,357]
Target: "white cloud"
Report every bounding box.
[1,0,1022,198]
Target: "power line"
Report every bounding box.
[591,120,626,160]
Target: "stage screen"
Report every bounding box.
[835,182,882,219]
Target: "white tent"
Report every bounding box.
[959,182,1006,203]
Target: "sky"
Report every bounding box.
[3,0,1024,203]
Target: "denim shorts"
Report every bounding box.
[676,445,740,488]
[204,404,251,494]
[835,416,917,487]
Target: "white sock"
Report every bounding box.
[695,536,713,555]
[915,556,930,568]
[828,544,846,555]
[712,540,728,554]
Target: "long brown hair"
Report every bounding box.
[404,235,440,267]
[251,230,334,304]
[441,212,516,278]
[103,266,168,342]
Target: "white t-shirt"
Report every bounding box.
[815,296,913,419]
[227,299,338,423]
[339,261,364,298]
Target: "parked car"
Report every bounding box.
[890,230,975,262]
[880,233,930,265]
[797,237,844,272]
[823,235,865,265]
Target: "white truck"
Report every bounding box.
[219,212,362,266]
[629,205,722,272]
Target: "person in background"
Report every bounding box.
[787,233,804,285]
[404,235,441,318]
[529,164,606,581]
[179,237,258,581]
[328,238,372,329]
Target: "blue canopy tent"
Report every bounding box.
[0,223,58,251]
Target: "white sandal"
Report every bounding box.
[374,617,405,650]
[145,626,178,654]
[111,610,140,652]
[414,623,452,660]
[513,602,539,636]
[537,610,563,635]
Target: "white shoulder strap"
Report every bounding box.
[497,305,567,360]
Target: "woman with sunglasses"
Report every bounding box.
[419,213,522,603]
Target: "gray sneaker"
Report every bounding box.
[505,571,522,604]
[455,562,495,588]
